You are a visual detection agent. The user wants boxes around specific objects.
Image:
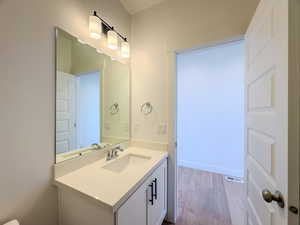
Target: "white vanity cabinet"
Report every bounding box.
[146,159,168,225]
[116,159,167,225]
[57,158,167,225]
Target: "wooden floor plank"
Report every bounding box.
[163,167,244,225]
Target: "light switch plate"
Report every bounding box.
[158,123,167,135]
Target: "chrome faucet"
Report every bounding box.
[106,146,124,161]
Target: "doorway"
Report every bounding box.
[76,71,101,149]
[176,40,245,225]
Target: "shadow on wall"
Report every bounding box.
[21,186,58,225]
[0,0,130,225]
[0,182,57,225]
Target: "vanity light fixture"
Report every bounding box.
[107,30,118,50]
[121,41,130,58]
[89,12,102,39]
[89,11,130,58]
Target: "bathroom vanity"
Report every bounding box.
[54,28,168,225]
[54,147,168,225]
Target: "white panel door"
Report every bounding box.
[245,0,291,225]
[56,71,77,154]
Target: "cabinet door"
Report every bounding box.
[117,182,147,225]
[147,160,167,225]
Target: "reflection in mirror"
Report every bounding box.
[55,28,129,163]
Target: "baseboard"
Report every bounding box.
[178,160,244,177]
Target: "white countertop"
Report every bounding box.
[54,147,168,211]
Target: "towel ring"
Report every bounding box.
[109,103,119,115]
[141,102,153,115]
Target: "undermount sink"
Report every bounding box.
[102,154,151,173]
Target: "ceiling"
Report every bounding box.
[120,0,167,15]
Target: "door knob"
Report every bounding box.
[262,189,285,208]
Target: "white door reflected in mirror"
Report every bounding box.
[55,28,130,163]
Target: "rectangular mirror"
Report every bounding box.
[55,28,130,163]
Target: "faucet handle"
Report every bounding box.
[107,150,112,160]
[114,150,119,157]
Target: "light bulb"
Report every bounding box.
[121,41,130,58]
[107,30,118,50]
[89,15,102,39]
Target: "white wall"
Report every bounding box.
[131,0,259,144]
[0,1,130,225]
[177,41,245,177]
[130,1,258,220]
[0,0,259,223]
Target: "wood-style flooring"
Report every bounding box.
[163,167,245,225]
